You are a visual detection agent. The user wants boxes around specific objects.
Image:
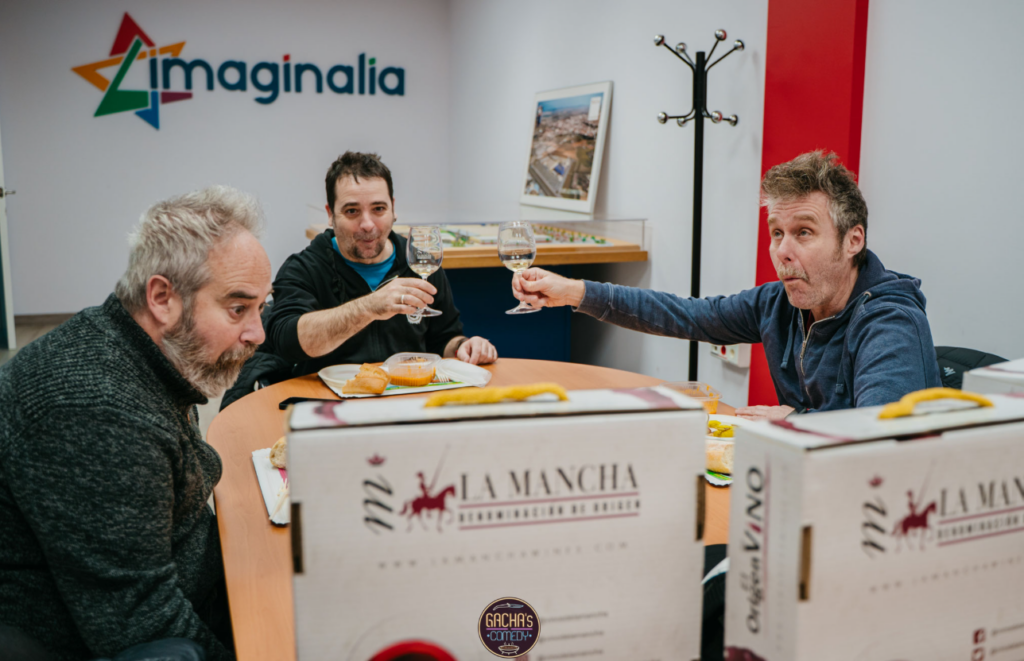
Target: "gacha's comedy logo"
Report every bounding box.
[72,13,406,129]
[478,597,540,658]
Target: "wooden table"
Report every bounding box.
[305,223,648,268]
[209,359,731,660]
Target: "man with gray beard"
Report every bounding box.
[0,186,271,661]
[513,151,942,417]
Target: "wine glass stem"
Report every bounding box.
[514,270,533,309]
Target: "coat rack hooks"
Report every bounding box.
[654,29,743,381]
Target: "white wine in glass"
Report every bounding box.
[498,221,541,315]
[406,226,444,323]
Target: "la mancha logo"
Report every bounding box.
[73,13,406,130]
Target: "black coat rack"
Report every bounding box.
[655,30,743,381]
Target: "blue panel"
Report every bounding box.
[446,266,572,362]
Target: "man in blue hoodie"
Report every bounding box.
[512,151,941,419]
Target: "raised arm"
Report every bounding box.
[295,277,434,357]
[267,256,437,361]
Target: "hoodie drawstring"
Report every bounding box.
[835,292,872,395]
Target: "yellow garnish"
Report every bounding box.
[424,383,568,407]
[709,422,735,437]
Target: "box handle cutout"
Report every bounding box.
[291,502,304,574]
[799,525,812,601]
[695,474,706,541]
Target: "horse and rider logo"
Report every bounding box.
[392,446,457,532]
[866,472,939,553]
[891,489,938,551]
[399,470,457,532]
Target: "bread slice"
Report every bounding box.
[342,364,390,395]
[269,436,287,469]
[706,438,735,474]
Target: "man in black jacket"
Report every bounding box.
[266,151,497,375]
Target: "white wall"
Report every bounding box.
[448,0,768,405]
[2,0,771,404]
[861,0,1024,361]
[0,0,451,315]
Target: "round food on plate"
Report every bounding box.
[388,368,436,387]
[269,436,287,469]
[383,352,441,387]
[342,364,390,395]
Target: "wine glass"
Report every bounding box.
[498,221,541,315]
[406,226,444,324]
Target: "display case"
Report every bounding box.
[305,205,648,269]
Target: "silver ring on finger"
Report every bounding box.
[401,294,406,306]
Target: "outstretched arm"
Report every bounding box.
[513,268,586,308]
[514,268,765,345]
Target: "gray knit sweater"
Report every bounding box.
[0,295,233,660]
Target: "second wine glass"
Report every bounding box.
[406,226,444,324]
[498,221,541,315]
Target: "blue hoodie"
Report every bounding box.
[576,250,941,411]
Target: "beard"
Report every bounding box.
[333,216,393,262]
[349,233,387,260]
[162,304,258,399]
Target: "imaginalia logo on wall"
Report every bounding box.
[72,13,406,130]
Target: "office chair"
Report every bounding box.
[935,346,1007,390]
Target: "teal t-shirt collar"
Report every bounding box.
[333,236,396,291]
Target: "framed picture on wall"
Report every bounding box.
[520,81,613,214]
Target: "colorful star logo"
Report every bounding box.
[72,13,191,129]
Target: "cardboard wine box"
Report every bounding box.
[963,358,1024,395]
[287,387,708,660]
[724,394,1024,661]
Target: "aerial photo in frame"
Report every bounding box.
[521,81,612,214]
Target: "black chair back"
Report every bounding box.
[935,346,1007,389]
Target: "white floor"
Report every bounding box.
[15,320,224,439]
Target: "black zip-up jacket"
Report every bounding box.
[266,229,464,376]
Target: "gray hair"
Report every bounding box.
[760,151,869,268]
[115,186,264,314]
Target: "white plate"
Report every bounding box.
[317,364,362,389]
[251,448,290,525]
[437,358,492,387]
[319,358,493,398]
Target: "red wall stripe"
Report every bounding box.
[748,0,871,406]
